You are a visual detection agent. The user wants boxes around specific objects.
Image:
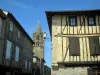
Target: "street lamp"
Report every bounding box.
[43,32,51,40]
[43,32,47,39]
[33,57,37,64]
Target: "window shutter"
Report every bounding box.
[89,37,95,55]
[89,37,100,55]
[69,37,80,56]
[94,36,100,55]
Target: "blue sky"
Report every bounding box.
[1,0,100,68]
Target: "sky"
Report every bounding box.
[0,0,100,68]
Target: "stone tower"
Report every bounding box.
[33,21,44,59]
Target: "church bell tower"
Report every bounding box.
[33,20,44,59]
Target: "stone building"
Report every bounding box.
[0,9,34,75]
[44,65,51,75]
[46,9,100,75]
[33,21,45,75]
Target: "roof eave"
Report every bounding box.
[0,9,7,19]
[7,13,34,44]
[45,11,52,38]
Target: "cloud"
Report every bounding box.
[6,0,33,9]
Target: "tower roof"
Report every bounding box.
[36,20,42,33]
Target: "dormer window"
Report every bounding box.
[69,16,77,26]
[88,16,96,26]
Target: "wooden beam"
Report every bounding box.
[63,45,69,62]
[55,33,100,37]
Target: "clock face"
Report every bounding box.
[52,16,56,25]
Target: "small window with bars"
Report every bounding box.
[69,16,77,26]
[88,16,96,26]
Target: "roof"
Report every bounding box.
[45,9,100,14]
[36,20,42,33]
[0,9,7,19]
[42,58,46,63]
[1,9,34,44]
[45,9,100,36]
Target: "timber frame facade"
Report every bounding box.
[46,9,100,75]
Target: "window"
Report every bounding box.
[15,46,19,61]
[88,68,100,75]
[89,36,100,55]
[88,16,95,25]
[0,17,2,33]
[29,61,31,69]
[69,37,80,56]
[10,21,13,31]
[41,35,43,40]
[6,40,12,59]
[36,35,39,40]
[69,16,77,26]
[25,60,27,69]
[18,31,20,38]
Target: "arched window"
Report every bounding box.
[36,35,39,40]
[41,35,43,40]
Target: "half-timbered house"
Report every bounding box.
[46,9,100,75]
